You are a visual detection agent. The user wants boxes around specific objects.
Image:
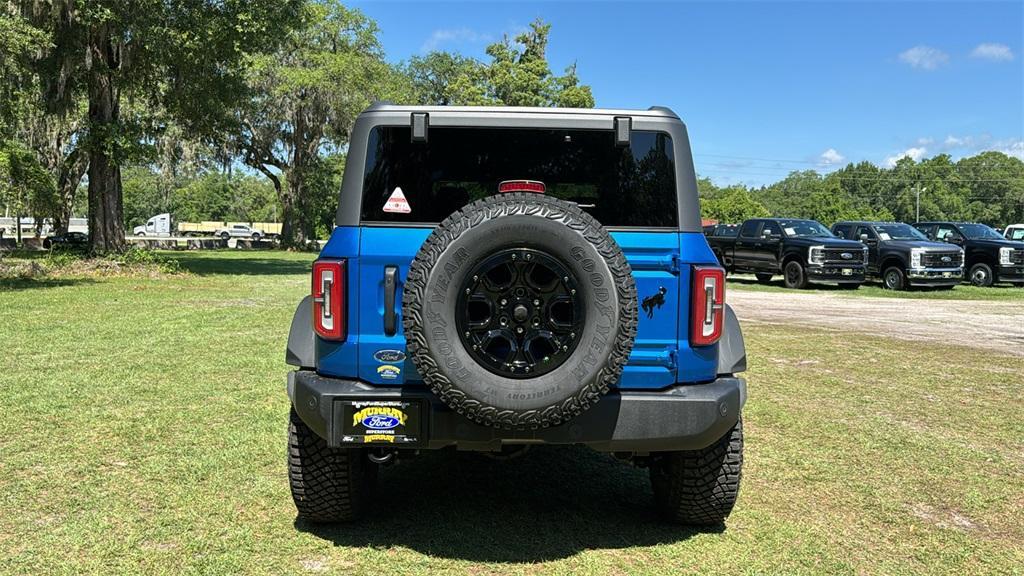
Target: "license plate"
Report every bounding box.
[842,268,853,276]
[339,399,422,445]
[943,272,952,278]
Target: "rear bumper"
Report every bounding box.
[907,267,962,286]
[288,370,746,453]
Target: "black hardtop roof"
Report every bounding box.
[362,102,681,119]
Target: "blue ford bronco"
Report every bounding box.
[285,104,748,525]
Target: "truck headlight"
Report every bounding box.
[1000,247,1012,266]
[910,248,924,269]
[808,245,825,265]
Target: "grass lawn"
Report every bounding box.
[2,250,1022,575]
[728,274,1024,301]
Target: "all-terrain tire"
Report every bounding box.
[650,418,743,526]
[403,193,638,430]
[288,409,377,522]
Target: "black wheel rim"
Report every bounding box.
[456,248,585,379]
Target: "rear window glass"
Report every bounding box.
[360,126,677,227]
[714,226,739,237]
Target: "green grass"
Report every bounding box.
[2,251,1022,575]
[728,274,1024,301]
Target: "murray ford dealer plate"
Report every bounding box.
[338,400,422,445]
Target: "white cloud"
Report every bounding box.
[885,146,928,167]
[420,28,492,52]
[898,46,949,70]
[995,139,1024,160]
[819,148,845,166]
[970,43,1015,61]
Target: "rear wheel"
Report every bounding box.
[252,233,262,241]
[754,273,773,284]
[883,266,906,291]
[288,409,377,522]
[968,263,993,287]
[783,260,808,289]
[220,232,230,240]
[650,418,743,525]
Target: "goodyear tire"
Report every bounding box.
[403,193,638,429]
[288,409,377,522]
[650,417,743,526]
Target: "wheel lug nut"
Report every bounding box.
[465,288,471,294]
[533,299,540,306]
[516,327,524,334]
[465,331,470,337]
[525,253,532,260]
[570,332,575,338]
[570,289,576,295]
[500,298,508,306]
[473,275,479,281]
[562,345,568,351]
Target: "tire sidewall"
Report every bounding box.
[784,261,804,289]
[883,267,905,290]
[405,197,636,428]
[969,263,993,287]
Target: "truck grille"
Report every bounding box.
[1011,250,1024,265]
[922,251,963,268]
[823,248,865,265]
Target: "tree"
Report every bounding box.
[701,185,770,223]
[237,1,399,246]
[24,0,302,252]
[0,140,57,243]
[405,19,595,108]
[405,52,488,106]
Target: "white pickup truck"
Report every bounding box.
[1004,224,1024,241]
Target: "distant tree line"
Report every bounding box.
[2,1,1020,252]
[699,151,1024,228]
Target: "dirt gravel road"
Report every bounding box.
[727,289,1024,357]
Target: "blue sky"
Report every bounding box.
[351,0,1023,186]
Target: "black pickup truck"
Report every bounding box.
[707,218,867,289]
[831,221,963,290]
[913,222,1024,287]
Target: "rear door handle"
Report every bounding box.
[383,266,398,336]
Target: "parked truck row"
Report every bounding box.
[704,217,1024,290]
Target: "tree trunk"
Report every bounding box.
[55,148,88,234]
[86,23,125,253]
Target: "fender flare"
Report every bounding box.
[285,296,315,368]
[717,304,746,375]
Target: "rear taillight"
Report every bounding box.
[312,259,346,341]
[691,266,725,346]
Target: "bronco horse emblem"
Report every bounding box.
[641,287,668,319]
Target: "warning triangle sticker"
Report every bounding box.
[382,187,412,214]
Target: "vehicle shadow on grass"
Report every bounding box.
[172,254,311,277]
[296,445,718,563]
[0,277,96,292]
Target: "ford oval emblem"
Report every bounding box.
[373,349,406,363]
[941,256,951,263]
[841,252,853,260]
[362,415,401,430]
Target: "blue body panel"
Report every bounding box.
[315,227,720,389]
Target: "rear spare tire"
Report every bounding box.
[403,193,638,429]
